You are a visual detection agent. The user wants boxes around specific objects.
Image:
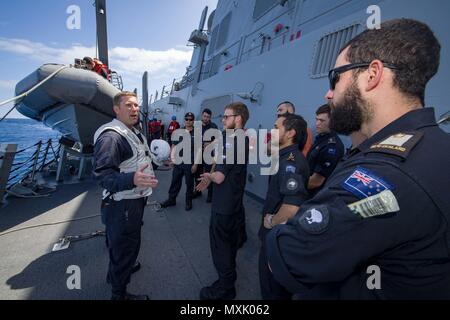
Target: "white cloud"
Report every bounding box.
[0,80,16,89]
[0,37,193,101]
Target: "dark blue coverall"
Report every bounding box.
[93,130,146,298]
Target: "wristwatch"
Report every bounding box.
[267,214,274,229]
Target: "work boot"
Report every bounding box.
[185,198,192,211]
[192,190,202,199]
[131,261,141,274]
[111,292,150,300]
[161,198,176,208]
[199,284,236,300]
[206,190,212,203]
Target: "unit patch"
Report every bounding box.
[348,190,400,218]
[298,206,330,234]
[285,165,296,173]
[368,131,423,159]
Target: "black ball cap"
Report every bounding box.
[184,112,195,119]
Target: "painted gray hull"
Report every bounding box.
[15,64,119,147]
[150,0,450,199]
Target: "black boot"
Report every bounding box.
[185,198,192,211]
[106,261,141,284]
[111,292,150,300]
[206,190,212,203]
[192,190,202,199]
[200,283,236,300]
[161,198,176,208]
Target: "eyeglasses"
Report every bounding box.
[185,118,194,121]
[222,114,237,120]
[328,62,400,90]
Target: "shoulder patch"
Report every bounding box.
[367,131,423,159]
[285,165,296,173]
[327,147,337,155]
[341,166,395,199]
[348,190,400,219]
[297,206,330,235]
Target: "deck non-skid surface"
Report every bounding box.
[0,168,263,300]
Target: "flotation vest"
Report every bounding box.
[168,121,180,135]
[94,119,154,201]
[92,59,110,80]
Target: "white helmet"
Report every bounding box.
[150,139,171,166]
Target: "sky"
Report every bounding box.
[0,0,218,118]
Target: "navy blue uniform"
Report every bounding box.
[168,127,195,201]
[210,130,249,289]
[266,108,450,299]
[93,130,146,298]
[194,121,219,197]
[307,132,344,193]
[259,144,310,300]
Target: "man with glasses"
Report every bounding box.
[307,104,345,195]
[196,102,250,300]
[160,112,196,211]
[266,19,450,299]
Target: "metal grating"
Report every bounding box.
[311,24,361,77]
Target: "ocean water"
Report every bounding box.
[0,118,61,186]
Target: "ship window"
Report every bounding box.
[253,0,278,20]
[311,24,362,78]
[215,12,232,51]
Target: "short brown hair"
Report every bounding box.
[316,104,331,116]
[113,91,137,107]
[225,102,249,126]
[342,19,441,105]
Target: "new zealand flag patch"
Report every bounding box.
[341,167,394,199]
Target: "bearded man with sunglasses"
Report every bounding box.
[266,19,450,299]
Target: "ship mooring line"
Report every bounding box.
[0,213,101,238]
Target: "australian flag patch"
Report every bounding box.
[341,167,394,199]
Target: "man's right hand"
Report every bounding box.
[134,164,158,188]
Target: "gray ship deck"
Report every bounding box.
[0,169,262,300]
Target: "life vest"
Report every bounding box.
[92,59,110,80]
[168,121,180,135]
[94,119,154,201]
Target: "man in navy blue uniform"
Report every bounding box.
[93,91,158,300]
[196,102,250,300]
[259,113,310,300]
[161,112,197,211]
[307,104,344,194]
[266,19,450,299]
[192,108,219,202]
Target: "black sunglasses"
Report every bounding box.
[328,62,400,90]
[185,118,194,121]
